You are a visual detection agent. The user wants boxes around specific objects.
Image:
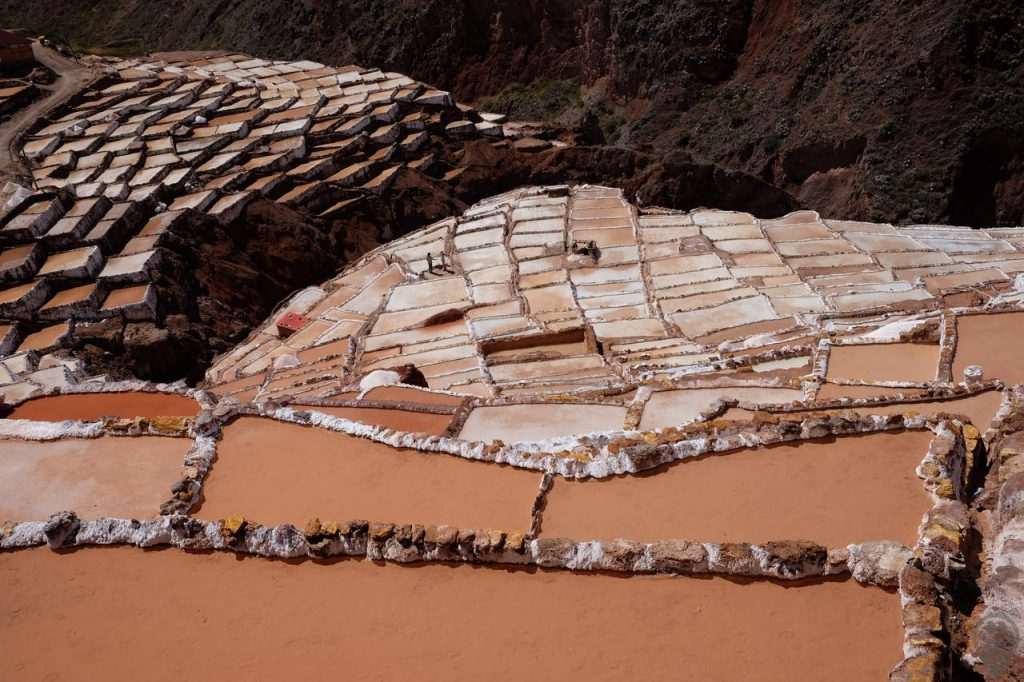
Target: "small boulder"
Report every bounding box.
[43,510,80,549]
[533,537,576,567]
[601,538,645,571]
[848,540,913,587]
[762,540,828,578]
[651,540,708,569]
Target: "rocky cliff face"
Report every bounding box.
[3,0,1022,226]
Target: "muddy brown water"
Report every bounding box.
[736,389,1003,432]
[196,417,540,530]
[0,547,903,681]
[7,392,199,421]
[0,436,189,522]
[815,383,928,401]
[541,430,934,546]
[953,312,1024,385]
[826,343,938,383]
[303,405,453,436]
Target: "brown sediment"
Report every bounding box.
[854,390,1005,430]
[0,244,35,269]
[16,323,66,352]
[303,405,453,436]
[39,283,96,310]
[458,403,627,442]
[541,430,934,546]
[826,343,939,383]
[0,437,188,522]
[815,383,928,402]
[741,389,1003,431]
[195,417,540,529]
[952,312,1024,385]
[8,392,200,421]
[101,284,149,308]
[0,546,904,681]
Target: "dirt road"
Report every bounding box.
[0,41,101,187]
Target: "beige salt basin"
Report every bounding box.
[458,403,627,442]
[639,387,804,430]
[541,430,933,547]
[7,391,199,421]
[0,547,903,681]
[953,312,1024,385]
[196,417,540,529]
[826,343,939,383]
[0,436,188,522]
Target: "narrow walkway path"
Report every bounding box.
[0,41,102,186]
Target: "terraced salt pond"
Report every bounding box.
[0,436,188,522]
[0,547,903,681]
[196,417,541,529]
[953,312,1024,384]
[304,405,453,436]
[458,403,627,442]
[731,389,1004,432]
[540,430,934,546]
[7,391,199,421]
[638,387,804,430]
[826,343,939,383]
[815,383,928,401]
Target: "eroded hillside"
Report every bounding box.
[3,0,1022,226]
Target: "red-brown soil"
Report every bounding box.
[8,392,199,421]
[0,546,904,681]
[195,417,540,530]
[541,430,934,546]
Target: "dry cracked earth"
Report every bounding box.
[1,40,1023,682]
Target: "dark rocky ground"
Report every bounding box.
[3,0,1023,227]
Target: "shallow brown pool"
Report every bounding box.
[0,547,904,681]
[734,389,1003,432]
[815,383,928,402]
[303,405,453,436]
[0,436,189,522]
[826,343,938,383]
[196,417,541,530]
[541,430,934,546]
[8,392,199,421]
[953,312,1024,385]
[360,385,465,406]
